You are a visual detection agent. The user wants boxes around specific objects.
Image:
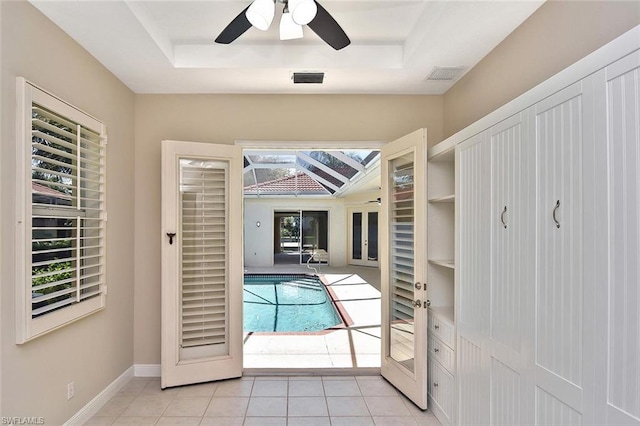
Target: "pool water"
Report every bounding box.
[244,274,342,332]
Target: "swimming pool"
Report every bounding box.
[243,274,342,332]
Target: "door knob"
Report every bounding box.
[412,299,422,308]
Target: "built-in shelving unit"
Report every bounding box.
[426,139,455,320]
[426,138,456,426]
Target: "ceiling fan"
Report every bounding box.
[215,0,350,50]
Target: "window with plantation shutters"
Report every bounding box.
[16,78,107,343]
[179,159,228,355]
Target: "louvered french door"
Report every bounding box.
[161,140,243,389]
[380,129,428,409]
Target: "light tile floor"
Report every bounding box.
[86,375,441,425]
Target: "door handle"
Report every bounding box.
[501,206,507,229]
[553,200,560,229]
[166,232,176,245]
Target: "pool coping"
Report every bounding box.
[243,273,355,336]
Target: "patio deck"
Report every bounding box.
[243,265,382,372]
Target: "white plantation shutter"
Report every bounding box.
[179,160,229,358]
[387,152,417,372]
[390,155,415,321]
[16,78,107,343]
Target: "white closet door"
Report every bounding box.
[489,112,535,425]
[456,131,491,425]
[534,82,585,422]
[593,51,640,426]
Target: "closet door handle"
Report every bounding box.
[552,200,560,229]
[500,206,507,229]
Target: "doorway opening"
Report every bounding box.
[274,210,329,265]
[349,207,379,267]
[274,211,301,265]
[241,145,382,372]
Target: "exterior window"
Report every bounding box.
[16,78,107,343]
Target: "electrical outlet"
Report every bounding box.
[67,382,74,400]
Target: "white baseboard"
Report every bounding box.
[64,366,134,426]
[134,364,161,377]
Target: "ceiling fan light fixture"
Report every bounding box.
[280,10,304,40]
[289,0,317,25]
[246,0,275,31]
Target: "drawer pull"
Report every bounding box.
[434,348,439,353]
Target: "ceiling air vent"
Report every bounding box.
[292,72,325,84]
[426,66,465,81]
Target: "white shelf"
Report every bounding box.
[428,259,455,269]
[429,194,455,203]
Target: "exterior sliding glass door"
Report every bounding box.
[274,210,328,265]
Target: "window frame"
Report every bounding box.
[15,78,108,344]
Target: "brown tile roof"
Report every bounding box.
[32,181,69,197]
[245,172,329,194]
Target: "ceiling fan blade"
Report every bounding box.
[307,1,350,50]
[215,6,252,44]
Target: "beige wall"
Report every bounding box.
[443,0,640,137]
[245,198,351,268]
[134,94,442,364]
[0,2,135,423]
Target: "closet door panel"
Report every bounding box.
[489,112,535,425]
[458,336,486,425]
[534,82,584,414]
[457,133,491,425]
[535,388,582,425]
[457,134,491,335]
[491,114,524,353]
[489,113,535,355]
[490,358,521,425]
[603,51,640,425]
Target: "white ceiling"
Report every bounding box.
[30,0,544,95]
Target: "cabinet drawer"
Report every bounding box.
[428,333,455,374]
[428,357,455,424]
[428,311,455,349]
